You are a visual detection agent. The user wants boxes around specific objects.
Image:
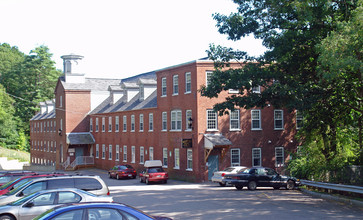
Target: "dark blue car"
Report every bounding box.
[34,202,173,220]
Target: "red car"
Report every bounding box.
[0,171,37,186]
[0,173,66,195]
[139,160,168,184]
[108,164,137,179]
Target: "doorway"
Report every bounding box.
[208,154,219,180]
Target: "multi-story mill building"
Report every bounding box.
[30,54,300,182]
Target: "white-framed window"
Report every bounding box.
[230,110,240,131]
[131,115,135,132]
[229,89,239,94]
[139,114,144,132]
[171,110,182,130]
[251,110,261,130]
[275,147,284,167]
[161,77,167,96]
[90,118,93,132]
[296,111,303,129]
[139,84,144,101]
[231,148,240,166]
[252,85,260,93]
[252,148,261,167]
[162,112,167,131]
[108,116,112,132]
[115,145,120,161]
[274,110,284,130]
[187,149,193,170]
[102,117,105,132]
[174,148,180,169]
[95,118,99,132]
[115,116,119,132]
[149,147,154,160]
[108,145,112,160]
[60,119,62,133]
[185,72,191,93]
[206,71,213,87]
[140,146,144,164]
[149,113,153,131]
[207,110,218,131]
[173,75,179,95]
[123,116,127,132]
[186,110,192,131]
[163,148,168,167]
[102,144,106,159]
[123,145,127,162]
[59,95,62,107]
[131,146,135,163]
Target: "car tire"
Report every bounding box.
[164,180,168,184]
[235,185,243,190]
[247,181,257,190]
[219,182,226,187]
[0,215,15,220]
[116,174,120,180]
[132,175,137,179]
[287,180,295,190]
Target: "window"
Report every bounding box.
[96,145,99,158]
[58,192,81,204]
[186,110,192,130]
[102,144,105,159]
[207,110,218,130]
[251,110,261,130]
[115,145,120,161]
[252,148,261,167]
[149,113,153,131]
[139,114,144,131]
[252,86,260,93]
[131,146,135,163]
[123,146,127,162]
[95,118,99,132]
[59,95,62,107]
[131,115,135,131]
[139,84,144,100]
[230,110,240,131]
[108,145,112,160]
[33,192,56,206]
[206,71,213,87]
[90,118,93,132]
[163,148,168,167]
[173,75,179,95]
[123,116,127,132]
[296,111,303,129]
[231,148,240,166]
[149,147,154,160]
[185,72,191,93]
[275,147,284,167]
[187,149,193,170]
[115,116,119,132]
[162,112,167,131]
[108,116,112,132]
[140,146,144,164]
[274,110,284,130]
[171,110,182,130]
[161,77,167,96]
[174,148,180,169]
[102,117,105,132]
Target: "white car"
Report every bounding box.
[211,166,247,186]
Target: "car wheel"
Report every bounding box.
[132,175,137,179]
[235,185,243,190]
[116,174,120,180]
[247,181,257,190]
[0,215,15,220]
[287,180,295,190]
[164,180,168,184]
[219,182,227,187]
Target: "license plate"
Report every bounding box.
[128,174,132,177]
[157,175,162,177]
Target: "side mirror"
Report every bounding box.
[24,201,34,208]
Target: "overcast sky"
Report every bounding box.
[1,0,266,79]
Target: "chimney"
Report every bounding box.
[61,54,85,83]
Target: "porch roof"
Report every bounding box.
[204,134,232,149]
[66,132,95,145]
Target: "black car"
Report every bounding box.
[224,167,300,190]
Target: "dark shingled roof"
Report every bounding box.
[66,132,95,145]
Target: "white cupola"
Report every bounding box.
[61,54,85,83]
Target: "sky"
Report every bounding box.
[0,0,266,79]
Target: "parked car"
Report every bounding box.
[0,173,66,195]
[108,164,137,179]
[34,202,173,220]
[224,167,301,190]
[0,175,110,205]
[0,171,37,186]
[0,188,113,220]
[211,166,246,186]
[139,160,168,184]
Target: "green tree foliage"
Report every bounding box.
[200,0,362,177]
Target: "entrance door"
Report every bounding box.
[75,147,84,158]
[208,155,219,180]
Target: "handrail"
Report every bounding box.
[70,156,94,169]
[301,180,363,194]
[62,157,70,169]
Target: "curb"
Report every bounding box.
[300,188,363,208]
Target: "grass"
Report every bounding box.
[0,147,30,162]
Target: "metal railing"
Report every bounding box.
[70,156,94,169]
[62,157,70,170]
[301,180,363,194]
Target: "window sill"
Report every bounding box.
[161,95,167,98]
[206,129,219,132]
[174,167,180,170]
[230,129,241,132]
[274,128,284,131]
[186,169,193,172]
[251,128,262,131]
[170,130,182,132]
[184,91,191,94]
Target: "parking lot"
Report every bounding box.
[71,168,363,220]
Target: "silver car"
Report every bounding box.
[0,188,113,220]
[211,166,247,186]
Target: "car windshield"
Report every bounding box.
[118,166,128,170]
[5,180,32,195]
[148,167,164,173]
[223,167,235,172]
[0,177,21,189]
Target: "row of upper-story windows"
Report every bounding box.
[231,147,285,167]
[161,72,192,97]
[31,120,57,133]
[31,140,56,153]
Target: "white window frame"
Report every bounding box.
[251,110,261,130]
[186,110,192,131]
[95,118,99,132]
[185,72,191,93]
[115,145,120,161]
[187,149,193,171]
[90,118,93,132]
[252,148,261,167]
[296,111,303,129]
[108,145,112,160]
[59,95,62,107]
[163,148,168,167]
[102,117,105,132]
[115,116,119,132]
[108,116,112,132]
[206,71,213,87]
[140,146,144,164]
[231,148,240,166]
[174,148,180,169]
[123,116,127,132]
[139,84,144,101]
[123,145,127,162]
[275,147,284,167]
[161,77,167,97]
[206,109,218,131]
[173,75,179,95]
[252,85,260,93]
[230,110,240,131]
[149,113,153,131]
[139,114,144,132]
[162,112,167,131]
[274,110,284,130]
[131,146,135,163]
[171,110,182,131]
[131,115,135,132]
[102,144,106,159]
[149,147,154,160]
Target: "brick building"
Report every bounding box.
[30,55,300,182]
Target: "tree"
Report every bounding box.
[200,0,362,170]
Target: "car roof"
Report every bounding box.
[52,202,126,211]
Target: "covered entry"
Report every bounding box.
[64,132,95,169]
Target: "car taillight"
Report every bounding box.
[232,176,239,180]
[221,173,226,177]
[107,190,110,196]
